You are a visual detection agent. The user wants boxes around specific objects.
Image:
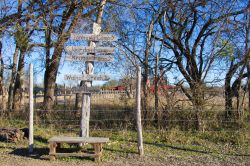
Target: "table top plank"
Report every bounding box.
[48,136,109,143]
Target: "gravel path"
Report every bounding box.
[0,151,249,166]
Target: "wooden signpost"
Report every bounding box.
[65,55,114,62]
[65,46,115,54]
[71,33,117,41]
[64,22,115,138]
[71,86,101,94]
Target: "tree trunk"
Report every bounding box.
[44,55,59,111]
[8,0,22,110]
[154,54,160,128]
[13,50,25,110]
[142,73,149,119]
[8,47,19,110]
[248,65,250,114]
[143,19,154,119]
[224,60,243,118]
[233,66,245,119]
[0,42,3,95]
[225,77,233,117]
[225,80,233,118]
[191,82,205,131]
[246,8,250,114]
[0,41,5,110]
[43,4,82,111]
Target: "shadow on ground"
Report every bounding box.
[9,147,49,160]
[9,136,97,161]
[143,141,250,157]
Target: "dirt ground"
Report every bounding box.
[0,150,249,166]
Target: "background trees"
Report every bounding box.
[105,0,249,129]
[0,0,249,129]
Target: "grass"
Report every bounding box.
[0,117,249,162]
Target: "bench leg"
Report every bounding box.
[93,143,102,162]
[49,142,57,160]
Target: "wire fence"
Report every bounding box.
[1,87,250,158]
[3,108,249,133]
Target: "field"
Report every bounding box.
[0,114,250,166]
[0,91,250,165]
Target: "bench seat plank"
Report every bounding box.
[48,136,109,144]
[49,152,96,157]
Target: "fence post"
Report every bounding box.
[29,64,34,153]
[136,66,144,156]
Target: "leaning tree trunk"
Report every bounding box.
[224,60,243,118]
[13,50,25,110]
[142,49,150,120]
[8,0,22,110]
[143,19,154,120]
[8,47,19,110]
[246,8,250,114]
[43,4,82,111]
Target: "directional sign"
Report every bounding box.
[71,86,101,93]
[71,33,117,41]
[65,46,115,54]
[64,74,110,81]
[65,55,114,62]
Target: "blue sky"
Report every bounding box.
[1,0,247,88]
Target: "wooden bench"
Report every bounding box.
[48,136,109,162]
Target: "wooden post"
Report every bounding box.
[49,142,57,160]
[136,66,144,156]
[29,64,34,153]
[80,23,101,138]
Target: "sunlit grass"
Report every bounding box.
[0,118,249,162]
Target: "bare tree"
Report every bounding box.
[222,2,250,118]
[106,1,162,116]
[153,0,247,130]
[41,1,94,111]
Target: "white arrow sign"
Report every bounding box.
[65,55,114,62]
[64,74,110,81]
[71,33,117,41]
[71,86,101,93]
[65,46,115,54]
